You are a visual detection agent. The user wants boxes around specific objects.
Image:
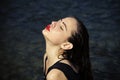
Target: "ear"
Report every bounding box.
[60,42,73,50]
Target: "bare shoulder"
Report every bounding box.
[46,69,67,80]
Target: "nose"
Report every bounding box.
[51,21,57,27]
[52,21,57,24]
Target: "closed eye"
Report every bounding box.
[60,26,64,30]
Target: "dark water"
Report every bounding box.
[0,0,120,80]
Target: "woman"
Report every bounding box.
[42,16,93,80]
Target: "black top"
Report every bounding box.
[44,59,80,80]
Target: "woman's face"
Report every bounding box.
[42,17,77,45]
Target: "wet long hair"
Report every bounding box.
[62,16,93,80]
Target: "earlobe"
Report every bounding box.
[60,42,73,50]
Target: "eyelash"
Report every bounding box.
[60,26,63,30]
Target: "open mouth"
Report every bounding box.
[45,24,50,31]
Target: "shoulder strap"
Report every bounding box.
[46,62,78,80]
[44,58,65,79]
[46,59,65,74]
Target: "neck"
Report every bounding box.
[45,41,62,64]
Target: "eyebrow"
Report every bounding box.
[61,19,67,31]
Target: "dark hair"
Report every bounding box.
[63,16,93,80]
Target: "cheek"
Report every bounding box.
[48,32,68,44]
[51,33,65,43]
[42,29,70,45]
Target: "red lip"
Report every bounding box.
[45,24,50,31]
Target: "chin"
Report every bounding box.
[42,29,47,35]
[42,29,44,34]
[42,30,48,39]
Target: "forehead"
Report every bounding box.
[62,17,77,33]
[62,17,77,24]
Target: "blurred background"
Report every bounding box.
[0,0,120,80]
